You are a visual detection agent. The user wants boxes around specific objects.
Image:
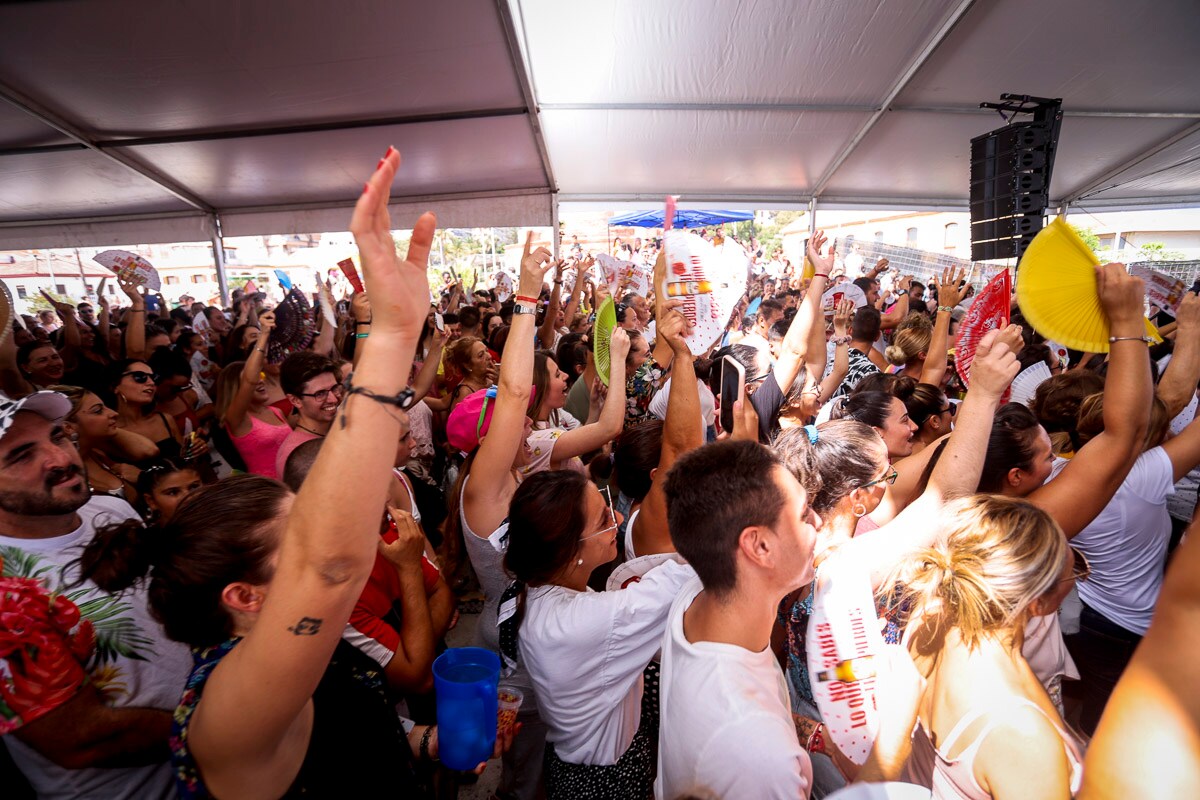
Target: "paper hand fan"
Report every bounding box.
[495,272,514,303]
[821,284,868,320]
[955,269,1011,387]
[337,257,364,293]
[663,230,750,353]
[267,288,315,365]
[314,271,337,329]
[593,297,617,386]
[1016,217,1159,352]
[596,254,630,295]
[274,269,294,292]
[606,552,687,592]
[1009,361,1053,408]
[93,250,161,291]
[806,557,887,766]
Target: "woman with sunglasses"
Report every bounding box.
[498,470,694,798]
[889,495,1085,799]
[54,384,156,504]
[895,382,955,456]
[111,357,192,466]
[214,310,291,478]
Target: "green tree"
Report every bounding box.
[27,291,74,314]
[1070,225,1101,253]
[1138,241,1186,262]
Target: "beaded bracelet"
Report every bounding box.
[937,305,955,313]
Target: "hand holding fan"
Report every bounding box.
[0,282,13,348]
[1016,217,1160,351]
[593,297,618,386]
[1009,361,1053,407]
[93,250,161,291]
[955,269,1011,387]
[274,269,294,292]
[821,284,868,321]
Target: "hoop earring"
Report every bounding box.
[853,503,867,518]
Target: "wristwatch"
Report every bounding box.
[512,304,537,316]
[895,289,908,297]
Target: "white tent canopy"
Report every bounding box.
[2,0,1199,252]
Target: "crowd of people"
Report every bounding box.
[1,146,1199,800]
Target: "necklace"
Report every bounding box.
[296,423,327,437]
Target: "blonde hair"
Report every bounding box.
[884,495,1067,648]
[1075,391,1170,452]
[884,313,932,367]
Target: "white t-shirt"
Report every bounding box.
[648,377,717,432]
[656,578,812,800]
[519,561,695,765]
[1071,447,1175,635]
[0,496,193,799]
[521,411,587,476]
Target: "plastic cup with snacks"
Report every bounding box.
[497,685,524,737]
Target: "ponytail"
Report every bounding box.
[74,517,165,594]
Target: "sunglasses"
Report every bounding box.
[580,485,620,541]
[861,466,898,489]
[122,370,159,384]
[940,404,958,417]
[1062,546,1091,583]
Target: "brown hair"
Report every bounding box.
[76,476,290,648]
[1031,371,1104,454]
[1076,392,1170,452]
[445,336,486,384]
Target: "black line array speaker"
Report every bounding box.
[970,96,1062,262]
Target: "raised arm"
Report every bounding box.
[538,261,564,349]
[118,275,146,360]
[41,290,81,353]
[561,257,590,326]
[411,326,449,402]
[816,298,853,402]
[0,324,35,398]
[373,508,436,693]
[547,328,630,465]
[466,234,553,510]
[835,329,1017,588]
[920,267,968,387]
[1029,264,1153,537]
[189,148,428,795]
[773,232,833,394]
[221,312,274,438]
[631,304,702,556]
[95,278,112,351]
[878,276,911,329]
[1156,292,1200,418]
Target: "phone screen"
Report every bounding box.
[719,355,746,435]
[434,312,445,333]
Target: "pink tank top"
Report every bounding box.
[904,697,1083,799]
[229,406,291,479]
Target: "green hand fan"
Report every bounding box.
[593,297,617,386]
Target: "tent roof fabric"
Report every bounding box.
[608,209,754,228]
[2,0,1199,248]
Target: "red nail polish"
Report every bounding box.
[362,182,370,195]
[382,146,393,160]
[376,159,385,171]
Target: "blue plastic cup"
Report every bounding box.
[433,647,500,770]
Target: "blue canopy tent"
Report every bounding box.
[607,209,754,228]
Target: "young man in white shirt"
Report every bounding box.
[657,439,918,799]
[0,391,192,799]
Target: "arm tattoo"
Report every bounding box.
[287,617,323,636]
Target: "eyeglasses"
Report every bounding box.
[121,370,159,384]
[860,466,898,489]
[1063,546,1091,583]
[580,485,620,541]
[939,404,958,417]
[297,383,346,403]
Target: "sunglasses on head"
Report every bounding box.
[122,370,159,384]
[1063,546,1091,583]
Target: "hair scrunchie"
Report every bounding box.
[804,424,819,445]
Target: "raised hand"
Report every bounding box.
[116,272,144,306]
[609,326,631,367]
[349,147,433,338]
[258,310,276,334]
[936,267,969,309]
[657,299,692,355]
[39,289,74,317]
[730,398,760,443]
[968,328,1020,398]
[807,231,836,277]
[1097,262,1146,329]
[518,232,554,298]
[351,291,372,324]
[833,298,853,337]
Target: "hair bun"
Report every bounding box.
[884,344,907,366]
